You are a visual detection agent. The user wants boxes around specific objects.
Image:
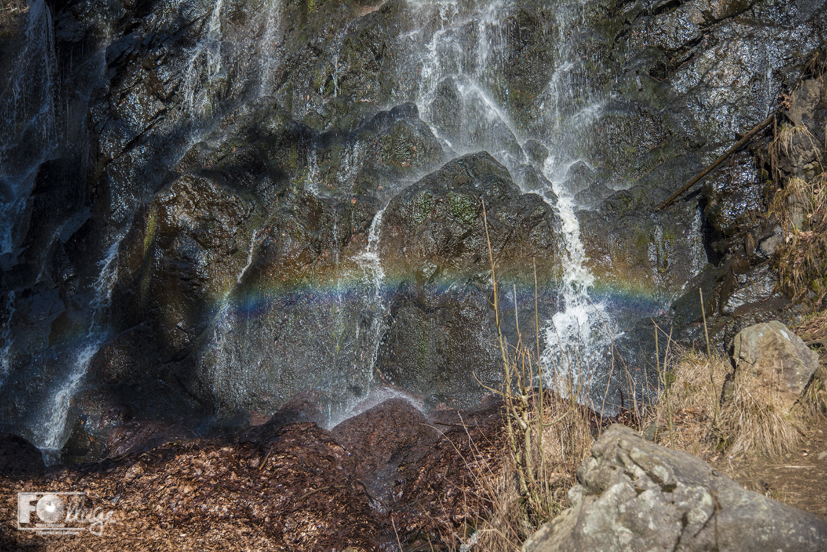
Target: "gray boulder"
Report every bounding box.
[730,321,820,411]
[524,424,827,552]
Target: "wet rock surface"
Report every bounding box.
[0,432,44,477]
[523,424,827,552]
[0,0,825,481]
[377,152,562,407]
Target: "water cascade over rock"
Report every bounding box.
[0,0,823,467]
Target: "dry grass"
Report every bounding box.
[470,393,592,552]
[0,0,28,28]
[647,346,730,457]
[469,202,594,551]
[646,335,812,460]
[775,123,822,163]
[792,311,827,417]
[768,117,827,308]
[771,174,827,304]
[718,368,804,457]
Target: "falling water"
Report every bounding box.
[395,0,618,397]
[306,146,321,195]
[182,0,227,119]
[37,237,122,464]
[237,229,262,285]
[325,385,426,430]
[0,291,16,391]
[257,0,283,97]
[353,206,389,392]
[541,163,619,395]
[0,0,57,254]
[354,205,387,296]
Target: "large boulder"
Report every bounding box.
[524,424,827,552]
[729,320,820,410]
[376,152,562,408]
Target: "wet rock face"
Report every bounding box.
[113,174,261,357]
[377,153,562,407]
[580,192,706,299]
[524,424,827,552]
[2,0,826,462]
[381,152,560,285]
[587,0,826,349]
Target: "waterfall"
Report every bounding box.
[393,0,618,398]
[0,291,16,391]
[182,0,227,120]
[182,0,284,131]
[0,0,57,254]
[37,237,122,465]
[257,0,284,97]
[354,205,389,385]
[541,165,619,396]
[237,229,262,285]
[354,204,387,297]
[0,0,660,448]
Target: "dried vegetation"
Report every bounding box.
[0,0,27,32]
[770,173,827,303]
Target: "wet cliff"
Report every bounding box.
[0,0,824,467]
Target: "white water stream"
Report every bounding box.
[38,237,123,465]
[396,0,618,397]
[0,0,57,254]
[3,0,632,450]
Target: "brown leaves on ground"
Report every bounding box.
[0,402,506,551]
[1,423,379,551]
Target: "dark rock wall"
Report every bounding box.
[0,0,824,461]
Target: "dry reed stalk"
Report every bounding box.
[771,174,827,304]
[0,0,28,29]
[471,200,594,549]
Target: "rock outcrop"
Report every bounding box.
[524,424,827,552]
[728,320,820,410]
[377,152,562,407]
